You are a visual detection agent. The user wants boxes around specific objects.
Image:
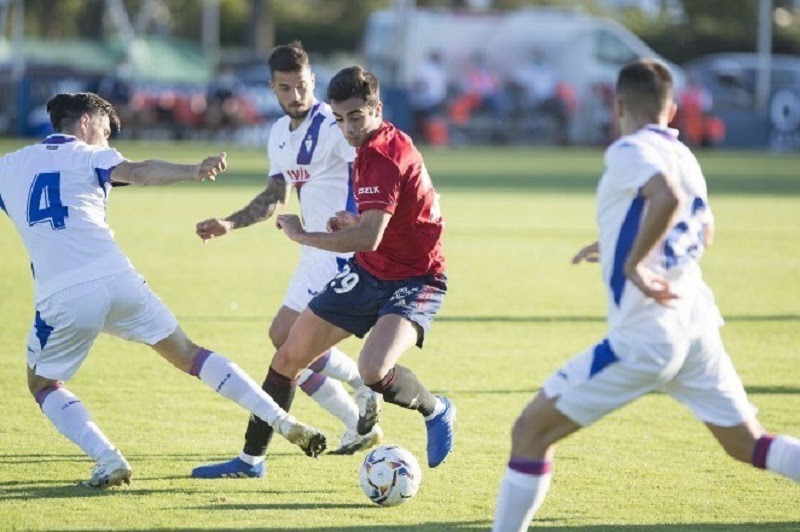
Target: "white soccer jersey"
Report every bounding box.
[267,101,356,234]
[596,125,717,345]
[0,134,134,303]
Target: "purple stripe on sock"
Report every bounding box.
[300,372,326,395]
[309,350,331,373]
[34,382,63,408]
[509,456,552,476]
[752,434,775,469]
[190,348,213,378]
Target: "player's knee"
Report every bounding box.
[271,344,304,377]
[357,356,386,385]
[268,321,287,350]
[511,407,542,445]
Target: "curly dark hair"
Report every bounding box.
[327,66,380,109]
[46,92,121,135]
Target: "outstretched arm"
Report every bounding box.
[275,209,390,253]
[196,176,290,241]
[111,153,226,186]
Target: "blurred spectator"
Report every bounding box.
[409,51,449,145]
[206,65,248,129]
[508,49,573,144]
[460,52,508,120]
[98,59,133,136]
[509,49,558,110]
[674,74,718,146]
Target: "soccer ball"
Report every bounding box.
[359,445,422,506]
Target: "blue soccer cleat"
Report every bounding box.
[425,395,456,468]
[191,457,265,479]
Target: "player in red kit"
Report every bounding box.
[273,65,455,468]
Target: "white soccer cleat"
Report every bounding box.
[275,416,327,458]
[79,450,132,489]
[330,425,384,455]
[354,385,381,436]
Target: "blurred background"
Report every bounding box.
[1,0,799,151]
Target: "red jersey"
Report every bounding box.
[353,121,446,280]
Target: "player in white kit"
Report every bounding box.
[192,42,381,479]
[492,59,800,531]
[0,92,327,489]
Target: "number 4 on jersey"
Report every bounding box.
[28,172,69,230]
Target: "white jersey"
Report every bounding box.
[267,101,356,236]
[0,134,134,303]
[597,125,718,345]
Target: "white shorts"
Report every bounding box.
[26,271,178,381]
[542,326,757,428]
[282,248,350,312]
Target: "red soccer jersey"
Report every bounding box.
[353,121,446,280]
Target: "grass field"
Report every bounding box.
[1,139,799,531]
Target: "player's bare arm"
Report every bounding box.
[196,176,289,240]
[572,241,599,264]
[111,153,226,186]
[276,209,390,253]
[623,172,683,303]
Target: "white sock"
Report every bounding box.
[238,452,265,466]
[194,350,291,428]
[423,397,445,421]
[298,369,359,430]
[492,461,552,532]
[38,386,116,461]
[312,347,363,389]
[765,435,800,482]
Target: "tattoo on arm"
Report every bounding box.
[225,177,289,229]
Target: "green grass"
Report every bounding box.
[1,140,799,531]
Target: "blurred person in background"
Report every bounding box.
[410,51,449,144]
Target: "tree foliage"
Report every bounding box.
[9,0,800,60]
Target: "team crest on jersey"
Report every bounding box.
[305,135,314,153]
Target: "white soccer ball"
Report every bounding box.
[359,444,422,506]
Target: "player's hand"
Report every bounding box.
[624,261,678,305]
[276,214,304,240]
[326,210,360,232]
[572,241,599,264]
[195,152,227,181]
[196,218,234,242]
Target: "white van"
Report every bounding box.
[363,7,684,144]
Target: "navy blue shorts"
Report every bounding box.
[308,258,447,348]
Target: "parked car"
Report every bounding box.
[684,53,800,150]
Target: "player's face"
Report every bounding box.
[80,113,112,147]
[331,98,383,148]
[271,68,316,120]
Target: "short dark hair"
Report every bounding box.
[327,66,380,108]
[616,58,673,117]
[46,92,120,135]
[268,40,310,75]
